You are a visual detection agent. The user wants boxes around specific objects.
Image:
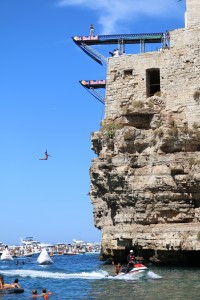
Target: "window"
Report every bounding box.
[146,68,160,97]
[124,69,133,76]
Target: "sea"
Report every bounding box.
[0,253,200,300]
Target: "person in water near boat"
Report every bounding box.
[16,260,24,265]
[0,275,14,289]
[11,279,20,288]
[42,288,48,299]
[0,276,5,289]
[41,288,53,299]
[126,250,136,273]
[31,289,38,298]
[114,262,122,275]
[31,288,52,299]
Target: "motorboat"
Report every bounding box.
[73,239,85,244]
[77,248,86,254]
[37,248,53,265]
[20,237,40,246]
[0,249,13,261]
[118,263,149,278]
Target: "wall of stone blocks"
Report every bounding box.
[186,0,200,28]
[105,26,200,127]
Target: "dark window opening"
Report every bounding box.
[124,69,133,76]
[146,68,160,97]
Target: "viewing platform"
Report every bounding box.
[72,33,164,65]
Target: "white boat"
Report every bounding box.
[1,249,13,261]
[20,237,40,246]
[77,248,86,254]
[37,248,53,265]
[73,239,85,244]
[118,263,149,279]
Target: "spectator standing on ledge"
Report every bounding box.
[166,30,170,48]
[90,24,94,36]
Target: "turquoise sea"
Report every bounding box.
[0,253,200,299]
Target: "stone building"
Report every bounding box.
[90,0,200,265]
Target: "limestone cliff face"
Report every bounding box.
[90,20,200,265]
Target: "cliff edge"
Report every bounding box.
[90,5,200,265]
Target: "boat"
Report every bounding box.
[63,249,76,255]
[0,288,24,294]
[0,249,13,261]
[37,248,53,265]
[73,239,85,244]
[118,263,149,278]
[20,237,40,246]
[77,248,86,254]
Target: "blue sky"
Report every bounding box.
[0,0,185,245]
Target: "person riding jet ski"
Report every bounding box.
[126,250,136,273]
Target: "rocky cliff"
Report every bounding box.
[89,22,200,265]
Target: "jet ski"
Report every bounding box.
[118,263,149,278]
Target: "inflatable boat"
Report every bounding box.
[0,288,24,294]
[37,248,53,265]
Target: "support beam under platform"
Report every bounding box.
[80,80,106,104]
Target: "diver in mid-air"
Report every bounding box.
[39,150,51,160]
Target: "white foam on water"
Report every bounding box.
[1,269,162,281]
[1,269,108,280]
[147,270,162,279]
[106,270,162,281]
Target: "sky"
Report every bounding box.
[0,0,186,245]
